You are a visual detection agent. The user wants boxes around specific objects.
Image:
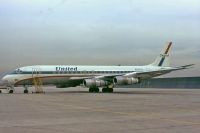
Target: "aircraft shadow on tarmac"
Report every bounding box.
[43,90,180,95]
[0,88,186,95]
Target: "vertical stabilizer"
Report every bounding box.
[150,42,172,67]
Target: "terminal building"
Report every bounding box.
[127,77,200,89]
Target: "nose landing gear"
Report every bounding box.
[6,86,15,94]
[23,85,29,94]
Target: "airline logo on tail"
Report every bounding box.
[158,42,172,66]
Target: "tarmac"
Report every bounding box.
[0,87,200,133]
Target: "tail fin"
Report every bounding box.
[150,42,172,67]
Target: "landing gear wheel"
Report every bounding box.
[24,89,28,94]
[108,88,113,93]
[9,90,14,94]
[102,88,113,93]
[102,88,107,93]
[94,87,99,93]
[89,87,99,93]
[89,87,94,92]
[0,90,2,93]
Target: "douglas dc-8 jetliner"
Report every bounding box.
[1,42,194,93]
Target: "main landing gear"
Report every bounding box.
[102,84,114,93]
[102,87,113,93]
[88,87,114,93]
[89,87,99,93]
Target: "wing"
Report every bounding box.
[99,64,195,81]
[125,64,195,80]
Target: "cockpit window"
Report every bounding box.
[15,69,23,74]
[10,68,23,74]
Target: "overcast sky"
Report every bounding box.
[0,0,200,78]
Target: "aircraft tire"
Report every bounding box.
[0,90,2,93]
[89,87,99,93]
[9,90,14,94]
[24,89,28,94]
[102,88,107,93]
[102,88,113,93]
[108,88,113,93]
[89,87,95,93]
[95,87,99,93]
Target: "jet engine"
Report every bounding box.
[113,76,139,85]
[83,79,108,87]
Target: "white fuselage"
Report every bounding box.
[2,65,171,86]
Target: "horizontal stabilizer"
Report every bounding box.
[176,64,195,69]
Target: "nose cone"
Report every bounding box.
[1,75,14,85]
[1,74,18,86]
[2,75,9,82]
[1,75,9,86]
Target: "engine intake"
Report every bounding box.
[113,76,139,85]
[83,79,108,87]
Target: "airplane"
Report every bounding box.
[0,42,194,93]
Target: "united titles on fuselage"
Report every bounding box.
[56,67,78,72]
